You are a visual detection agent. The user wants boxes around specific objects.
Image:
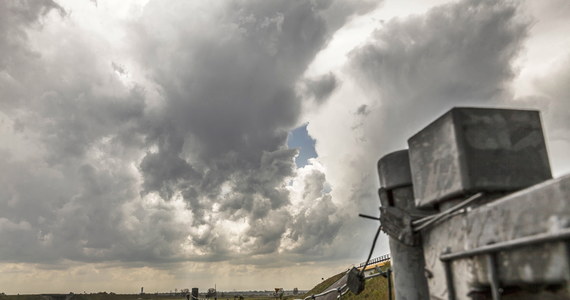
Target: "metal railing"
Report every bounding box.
[357,253,391,269]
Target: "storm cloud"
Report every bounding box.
[1,0,569,293]
[0,0,378,266]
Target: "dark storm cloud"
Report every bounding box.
[0,0,64,110]
[128,0,380,259]
[0,0,379,266]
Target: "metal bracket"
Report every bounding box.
[379,205,419,246]
[378,188,420,246]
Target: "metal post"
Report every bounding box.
[378,150,430,300]
[387,269,393,300]
[442,260,455,300]
[486,253,501,300]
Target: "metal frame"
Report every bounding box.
[439,227,570,300]
[440,228,570,261]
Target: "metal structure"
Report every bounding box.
[377,150,431,300]
[377,107,570,299]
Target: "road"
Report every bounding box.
[319,272,348,300]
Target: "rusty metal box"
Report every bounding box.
[408,107,552,207]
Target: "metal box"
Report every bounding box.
[377,150,412,190]
[408,107,552,207]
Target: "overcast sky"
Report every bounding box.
[1,0,569,294]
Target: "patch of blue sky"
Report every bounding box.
[287,123,317,168]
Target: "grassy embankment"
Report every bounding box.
[301,262,393,300]
[301,271,346,298]
[342,262,392,300]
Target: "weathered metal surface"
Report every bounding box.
[379,186,421,246]
[421,207,471,299]
[485,254,501,300]
[380,205,417,246]
[472,243,568,286]
[378,150,433,245]
[389,237,430,300]
[466,175,570,287]
[408,107,552,207]
[377,149,431,300]
[441,228,570,261]
[408,111,463,207]
[421,175,570,299]
[380,187,431,299]
[378,150,413,190]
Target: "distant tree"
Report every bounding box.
[273,288,284,300]
[206,288,217,299]
[293,288,298,295]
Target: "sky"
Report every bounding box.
[287,124,317,168]
[0,0,570,294]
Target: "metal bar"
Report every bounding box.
[338,287,349,298]
[359,225,382,277]
[387,269,392,300]
[412,214,436,226]
[413,193,483,232]
[336,286,344,300]
[440,227,570,261]
[486,253,501,300]
[566,241,570,278]
[364,272,384,279]
[441,248,456,300]
[359,213,381,221]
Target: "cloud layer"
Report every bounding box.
[0,0,379,266]
[1,0,570,293]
